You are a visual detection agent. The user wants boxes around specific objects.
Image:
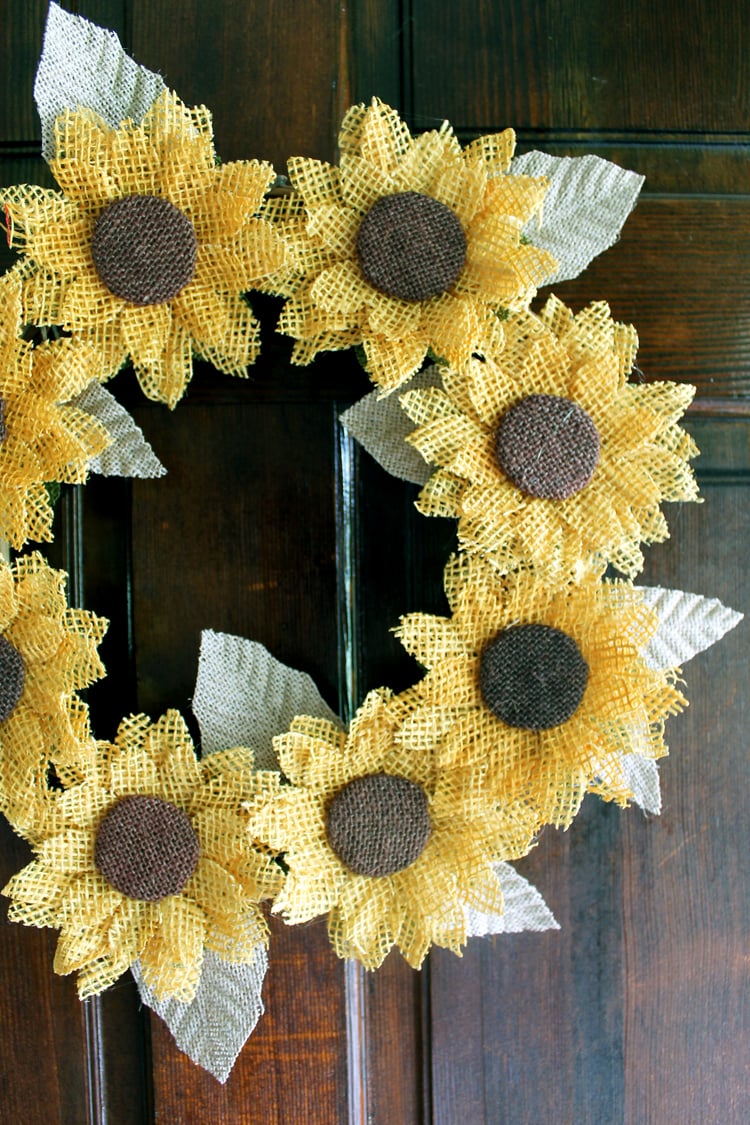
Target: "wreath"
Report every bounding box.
[0,3,741,1082]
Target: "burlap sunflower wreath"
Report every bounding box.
[0,3,742,1082]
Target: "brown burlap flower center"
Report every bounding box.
[325,772,432,878]
[494,394,601,500]
[480,623,589,730]
[356,191,467,302]
[91,194,197,306]
[0,636,26,723]
[94,794,200,901]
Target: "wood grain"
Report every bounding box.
[410,0,750,134]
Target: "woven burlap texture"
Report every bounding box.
[340,366,439,485]
[402,296,699,582]
[509,151,645,285]
[2,710,282,1002]
[259,97,557,393]
[394,554,686,830]
[132,946,268,1084]
[3,91,288,408]
[636,585,744,671]
[0,271,112,548]
[192,629,342,771]
[69,380,166,478]
[34,3,167,161]
[247,688,538,969]
[0,552,107,840]
[464,862,559,937]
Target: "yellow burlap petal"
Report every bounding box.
[173,159,275,241]
[390,126,462,196]
[195,219,288,290]
[363,332,430,393]
[173,287,260,375]
[306,204,359,258]
[462,129,517,175]
[139,894,206,1003]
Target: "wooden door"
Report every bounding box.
[0,2,748,1121]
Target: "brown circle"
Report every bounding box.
[325,773,432,878]
[0,636,25,723]
[479,624,589,731]
[495,394,601,500]
[94,794,200,901]
[91,194,197,306]
[356,191,467,302]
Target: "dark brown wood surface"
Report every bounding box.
[0,2,748,1122]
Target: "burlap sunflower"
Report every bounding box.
[0,270,111,548]
[2,711,282,1001]
[0,552,107,838]
[2,91,287,407]
[395,554,686,830]
[401,297,699,581]
[261,98,557,393]
[247,689,536,969]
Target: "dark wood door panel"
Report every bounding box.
[0,2,748,1122]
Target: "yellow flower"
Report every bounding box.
[3,711,282,1001]
[402,297,699,581]
[3,92,288,407]
[0,270,111,548]
[0,551,107,838]
[262,98,557,392]
[395,554,686,829]
[247,689,535,970]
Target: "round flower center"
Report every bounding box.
[325,772,432,877]
[356,191,467,303]
[494,394,600,500]
[0,636,25,722]
[91,194,197,306]
[480,624,589,730]
[94,794,200,901]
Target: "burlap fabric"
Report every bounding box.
[132,946,268,1084]
[637,585,744,671]
[3,711,281,1004]
[0,636,26,723]
[0,272,112,548]
[395,555,687,829]
[3,91,286,408]
[92,194,198,305]
[402,297,699,581]
[325,772,432,876]
[356,192,467,302]
[494,393,600,500]
[0,552,107,843]
[248,690,538,969]
[259,97,557,392]
[34,2,167,161]
[464,862,560,937]
[69,381,166,479]
[479,623,589,730]
[339,366,440,485]
[95,794,200,900]
[510,151,645,285]
[192,629,342,771]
